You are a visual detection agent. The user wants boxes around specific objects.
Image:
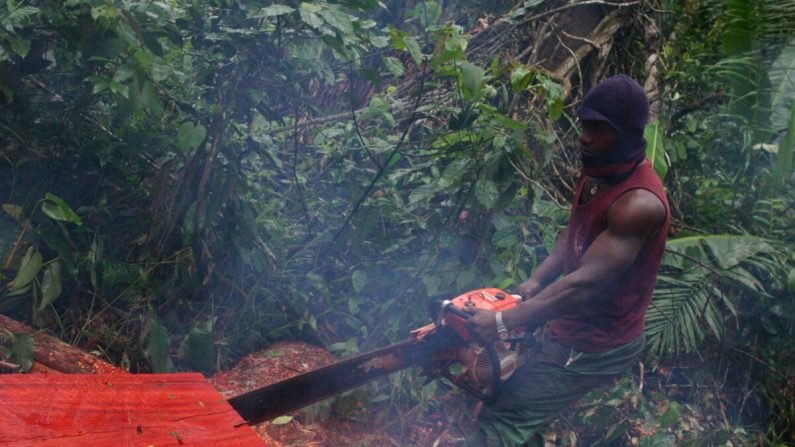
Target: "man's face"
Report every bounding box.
[578,120,617,159]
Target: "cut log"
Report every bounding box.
[0,314,285,446]
[0,314,126,374]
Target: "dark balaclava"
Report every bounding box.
[577,75,649,170]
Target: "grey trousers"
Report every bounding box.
[465,333,645,447]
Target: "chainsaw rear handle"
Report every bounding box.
[441,299,473,320]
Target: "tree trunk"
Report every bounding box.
[394,0,644,106]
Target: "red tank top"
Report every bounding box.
[549,160,670,352]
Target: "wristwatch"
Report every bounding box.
[495,312,510,341]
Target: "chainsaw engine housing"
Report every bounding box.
[438,288,525,401]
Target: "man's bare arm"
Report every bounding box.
[469,189,666,341]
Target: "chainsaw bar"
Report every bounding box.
[228,339,429,425]
[227,289,521,425]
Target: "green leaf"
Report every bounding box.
[548,98,563,121]
[9,246,42,291]
[510,67,534,92]
[252,4,295,18]
[403,36,422,65]
[351,270,367,293]
[8,35,30,58]
[645,122,668,180]
[90,4,119,21]
[657,401,681,428]
[38,261,62,310]
[383,56,404,77]
[113,64,135,83]
[88,75,110,94]
[42,193,83,225]
[319,8,353,35]
[474,178,499,208]
[408,184,436,206]
[770,43,795,131]
[2,203,23,221]
[498,277,514,289]
[456,270,477,289]
[439,158,470,188]
[143,311,174,373]
[299,5,325,31]
[140,81,163,114]
[178,318,216,373]
[271,416,293,425]
[9,333,34,373]
[369,34,390,48]
[0,82,12,101]
[459,61,485,98]
[176,122,207,152]
[769,103,795,190]
[388,27,408,50]
[6,5,39,31]
[495,114,528,130]
[668,235,781,272]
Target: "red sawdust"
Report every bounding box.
[210,341,413,446]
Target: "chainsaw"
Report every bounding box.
[228,288,527,425]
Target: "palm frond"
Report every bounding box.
[646,271,723,356]
[645,235,790,357]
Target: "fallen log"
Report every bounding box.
[0,314,126,374]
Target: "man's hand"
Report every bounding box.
[465,308,499,343]
[516,279,542,300]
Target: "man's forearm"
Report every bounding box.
[505,270,596,331]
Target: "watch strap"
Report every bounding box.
[495,312,509,339]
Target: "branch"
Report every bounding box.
[193,80,227,239]
[519,0,642,26]
[719,343,790,381]
[264,108,367,135]
[349,65,383,169]
[292,106,314,236]
[663,247,733,280]
[326,79,428,248]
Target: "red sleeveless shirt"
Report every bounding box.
[549,159,670,352]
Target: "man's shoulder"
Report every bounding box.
[607,188,667,236]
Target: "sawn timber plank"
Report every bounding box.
[0,372,265,446]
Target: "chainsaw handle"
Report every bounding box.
[441,300,473,320]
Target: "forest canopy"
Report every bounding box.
[1,0,794,444]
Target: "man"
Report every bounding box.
[465,74,670,446]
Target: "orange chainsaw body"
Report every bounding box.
[443,288,522,341]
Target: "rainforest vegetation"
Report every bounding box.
[1,0,794,444]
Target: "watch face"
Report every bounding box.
[498,330,510,341]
